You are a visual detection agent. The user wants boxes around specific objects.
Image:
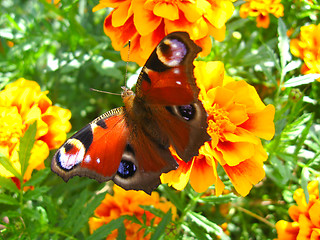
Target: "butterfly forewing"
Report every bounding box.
[52,108,128,182]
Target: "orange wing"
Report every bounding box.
[52,108,128,183]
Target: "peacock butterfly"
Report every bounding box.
[51,32,210,194]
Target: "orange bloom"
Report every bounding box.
[0,78,71,183]
[93,0,234,65]
[239,0,284,28]
[290,24,320,79]
[275,180,320,240]
[161,61,275,196]
[89,185,177,240]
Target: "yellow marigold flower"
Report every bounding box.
[89,185,177,239]
[275,180,320,240]
[93,0,234,65]
[290,24,320,79]
[0,78,71,183]
[161,61,275,197]
[239,0,284,28]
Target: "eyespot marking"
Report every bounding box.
[56,139,85,171]
[157,39,187,67]
[178,104,195,121]
[117,160,137,179]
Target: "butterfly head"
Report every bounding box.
[121,86,134,99]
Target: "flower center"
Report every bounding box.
[206,104,236,141]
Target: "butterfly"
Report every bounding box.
[51,31,210,194]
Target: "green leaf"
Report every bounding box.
[0,194,19,206]
[0,152,21,179]
[301,168,310,203]
[140,205,165,218]
[0,175,19,193]
[19,121,37,178]
[24,168,51,187]
[197,193,237,204]
[187,212,230,240]
[150,210,172,240]
[24,186,50,201]
[158,185,184,211]
[87,217,125,240]
[61,189,90,229]
[278,18,291,69]
[117,222,126,240]
[283,74,320,87]
[71,192,105,235]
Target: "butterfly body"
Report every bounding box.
[52,32,210,194]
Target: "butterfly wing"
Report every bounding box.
[52,107,178,194]
[134,32,210,162]
[52,108,128,183]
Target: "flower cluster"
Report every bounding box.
[0,78,71,183]
[275,180,320,240]
[89,185,177,239]
[239,0,284,28]
[161,61,275,196]
[93,0,234,65]
[290,23,320,78]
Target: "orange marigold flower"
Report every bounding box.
[93,0,234,65]
[239,0,284,28]
[161,61,275,196]
[0,78,71,182]
[89,185,177,239]
[290,24,320,79]
[275,180,320,240]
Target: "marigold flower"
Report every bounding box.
[89,185,177,239]
[93,0,234,65]
[161,61,275,196]
[239,0,284,28]
[290,24,320,79]
[275,180,320,240]
[0,78,71,183]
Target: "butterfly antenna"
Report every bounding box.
[90,88,121,96]
[124,40,131,88]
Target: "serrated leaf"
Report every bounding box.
[86,217,125,240]
[301,168,310,203]
[188,212,230,240]
[278,18,291,68]
[0,152,21,179]
[158,185,184,211]
[0,194,19,206]
[61,189,90,229]
[71,192,105,235]
[283,60,301,75]
[24,186,50,201]
[0,175,19,193]
[140,205,165,218]
[150,210,172,240]
[19,121,37,178]
[117,222,126,240]
[283,74,320,87]
[24,168,51,187]
[263,43,281,72]
[197,193,237,204]
[294,113,314,157]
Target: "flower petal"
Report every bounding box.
[223,157,265,197]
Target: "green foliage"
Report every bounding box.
[1,0,320,239]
